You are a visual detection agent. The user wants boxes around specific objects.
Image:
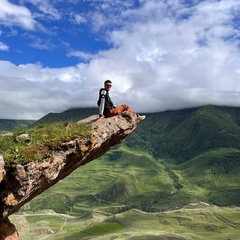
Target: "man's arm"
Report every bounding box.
[98,90,106,119]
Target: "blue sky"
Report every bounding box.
[1,0,240,119]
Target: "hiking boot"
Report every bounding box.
[137,114,146,121]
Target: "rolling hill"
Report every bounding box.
[133,105,240,163]
[0,119,35,131]
[31,107,97,126]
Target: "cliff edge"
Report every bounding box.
[0,111,138,240]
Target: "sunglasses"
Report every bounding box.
[106,84,112,87]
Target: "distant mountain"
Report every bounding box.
[0,108,98,131]
[0,119,35,131]
[133,105,240,163]
[31,107,98,126]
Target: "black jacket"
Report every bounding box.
[97,88,114,116]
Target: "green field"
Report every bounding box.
[11,205,240,240]
[11,144,240,239]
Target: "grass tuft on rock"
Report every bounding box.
[0,122,91,169]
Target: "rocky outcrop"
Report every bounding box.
[0,111,138,240]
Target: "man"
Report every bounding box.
[97,80,146,121]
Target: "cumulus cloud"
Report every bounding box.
[0,61,95,119]
[0,0,37,30]
[0,42,9,51]
[67,51,95,61]
[72,14,87,24]
[1,0,240,119]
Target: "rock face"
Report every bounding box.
[0,111,138,240]
[0,218,19,240]
[0,156,5,184]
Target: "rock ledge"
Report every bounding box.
[0,111,138,240]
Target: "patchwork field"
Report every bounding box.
[11,205,240,240]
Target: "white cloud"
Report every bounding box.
[24,0,61,20]
[73,14,87,24]
[0,0,37,30]
[67,51,95,61]
[0,42,9,51]
[0,61,95,119]
[1,0,240,119]
[30,37,56,50]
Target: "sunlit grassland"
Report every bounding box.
[179,148,240,187]
[10,211,68,240]
[11,206,240,240]
[176,147,240,206]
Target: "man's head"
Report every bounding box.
[104,80,112,90]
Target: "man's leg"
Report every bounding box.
[105,104,133,118]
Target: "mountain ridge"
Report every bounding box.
[0,119,35,132]
[128,105,240,162]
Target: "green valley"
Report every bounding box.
[10,205,240,239]
[5,105,240,239]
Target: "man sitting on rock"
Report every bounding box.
[97,79,146,121]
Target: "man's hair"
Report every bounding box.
[104,80,112,85]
